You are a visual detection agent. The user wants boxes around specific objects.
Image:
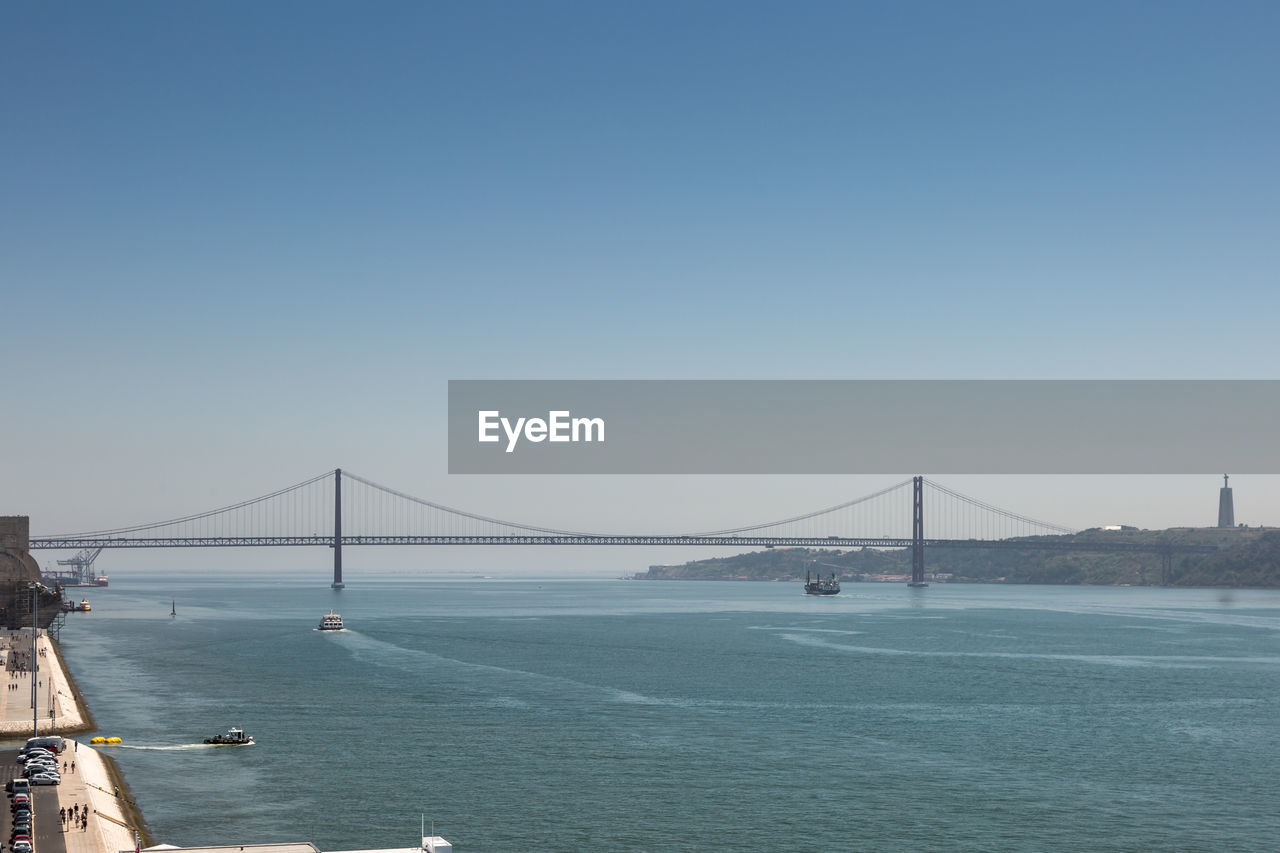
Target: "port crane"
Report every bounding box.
[47,546,105,585]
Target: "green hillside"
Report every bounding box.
[632,527,1280,588]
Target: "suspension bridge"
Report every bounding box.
[28,469,1215,587]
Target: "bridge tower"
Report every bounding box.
[332,468,344,589]
[910,475,925,586]
[1218,474,1234,528]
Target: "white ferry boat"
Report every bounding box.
[319,610,344,631]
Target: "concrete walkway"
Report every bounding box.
[0,630,86,735]
[0,629,133,853]
[54,739,138,853]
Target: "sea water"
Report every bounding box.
[42,577,1280,851]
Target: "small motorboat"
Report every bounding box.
[204,727,254,746]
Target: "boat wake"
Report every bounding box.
[775,631,1280,668]
[107,743,246,751]
[333,629,711,711]
[748,626,863,635]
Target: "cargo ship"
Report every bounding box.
[40,573,107,588]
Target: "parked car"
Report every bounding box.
[27,773,59,786]
[15,750,53,764]
[12,841,32,853]
[9,794,28,808]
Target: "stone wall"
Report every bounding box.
[0,517,40,583]
[0,516,29,551]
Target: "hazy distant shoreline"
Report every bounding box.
[633,527,1280,588]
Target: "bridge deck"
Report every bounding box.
[30,535,1219,554]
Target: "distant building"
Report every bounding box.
[1218,475,1235,528]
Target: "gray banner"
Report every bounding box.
[448,380,1280,474]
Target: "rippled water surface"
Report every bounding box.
[38,577,1280,851]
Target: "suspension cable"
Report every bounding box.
[43,470,336,537]
[684,479,914,536]
[923,478,1075,534]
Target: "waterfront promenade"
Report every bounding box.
[0,629,137,853]
[0,631,87,735]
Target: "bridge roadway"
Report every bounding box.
[31,534,1220,555]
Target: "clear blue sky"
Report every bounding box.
[3,2,1277,576]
